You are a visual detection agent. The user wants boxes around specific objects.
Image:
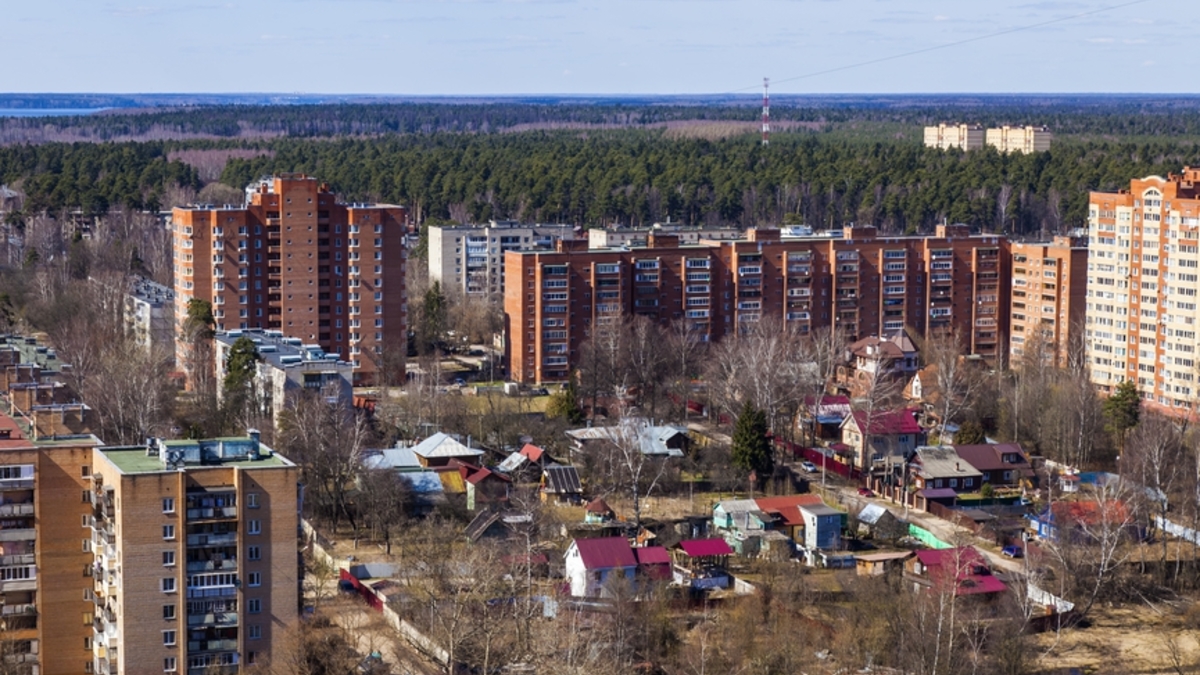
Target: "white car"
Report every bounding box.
[801,461,818,473]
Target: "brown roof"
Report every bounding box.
[586,497,613,514]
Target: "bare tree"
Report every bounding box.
[925,330,983,442]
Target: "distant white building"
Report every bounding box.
[586,224,742,249]
[428,221,577,297]
[986,125,1052,154]
[126,276,175,357]
[214,328,353,426]
[923,124,985,151]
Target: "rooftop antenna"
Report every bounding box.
[761,77,770,147]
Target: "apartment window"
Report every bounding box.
[81,465,90,477]
[248,625,262,640]
[162,578,176,593]
[248,572,262,587]
[163,551,176,567]
[82,514,92,528]
[162,497,175,513]
[82,539,91,553]
[248,519,261,535]
[83,588,93,601]
[82,490,90,503]
[163,604,176,620]
[163,524,175,540]
[164,657,177,673]
[85,662,94,674]
[247,545,261,561]
[163,630,177,646]
[248,598,262,614]
[246,492,259,509]
[83,612,93,625]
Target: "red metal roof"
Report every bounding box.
[677,538,734,557]
[634,546,671,565]
[754,495,825,526]
[913,547,1007,596]
[573,536,637,570]
[519,443,545,463]
[850,409,921,435]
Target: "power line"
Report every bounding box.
[732,0,1152,94]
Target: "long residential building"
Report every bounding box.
[428,221,576,298]
[1009,235,1088,368]
[172,174,407,385]
[505,224,1009,383]
[1087,168,1200,409]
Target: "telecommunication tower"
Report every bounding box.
[761,77,770,146]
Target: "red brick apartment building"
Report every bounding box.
[173,175,407,385]
[505,224,1009,384]
[1009,236,1088,369]
[1087,168,1200,409]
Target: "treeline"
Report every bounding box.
[218,132,1200,233]
[0,142,199,213]
[7,98,1200,142]
[4,131,1200,233]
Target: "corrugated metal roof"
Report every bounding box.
[573,537,637,570]
[677,538,734,557]
[411,432,485,459]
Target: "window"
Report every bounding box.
[248,625,262,640]
[247,545,261,561]
[83,612,93,625]
[248,598,262,614]
[248,572,261,587]
[161,578,176,593]
[163,630,176,646]
[163,551,175,567]
[81,465,90,477]
[163,524,175,540]
[84,637,92,650]
[82,490,91,503]
[164,657,177,672]
[248,519,261,535]
[162,497,175,514]
[163,604,176,621]
[85,662,94,674]
[246,492,259,509]
[82,539,92,553]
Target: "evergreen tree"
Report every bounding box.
[221,336,260,426]
[953,420,986,445]
[731,400,773,477]
[546,375,584,424]
[1104,379,1141,451]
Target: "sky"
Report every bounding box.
[3,0,1183,95]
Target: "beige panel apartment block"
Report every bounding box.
[923,124,985,150]
[985,126,1052,153]
[90,433,298,675]
[1087,168,1200,412]
[1010,236,1088,368]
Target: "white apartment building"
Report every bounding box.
[586,225,742,249]
[986,126,1052,154]
[428,221,576,298]
[923,124,985,151]
[1087,169,1200,411]
[127,276,175,358]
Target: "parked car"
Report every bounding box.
[857,487,874,497]
[800,460,818,473]
[1001,545,1024,558]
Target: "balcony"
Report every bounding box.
[0,504,33,517]
[186,532,238,547]
[0,529,35,543]
[186,558,238,573]
[0,554,33,568]
[0,479,33,491]
[186,507,238,521]
[187,611,239,627]
[189,639,238,653]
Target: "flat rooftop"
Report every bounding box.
[99,442,293,474]
[129,277,174,305]
[215,328,351,370]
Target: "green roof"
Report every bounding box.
[99,446,293,475]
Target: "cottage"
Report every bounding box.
[837,333,921,399]
[584,497,616,524]
[1026,500,1135,542]
[840,409,924,473]
[566,419,689,458]
[952,443,1034,489]
[857,502,906,541]
[634,546,672,581]
[909,446,983,495]
[463,466,512,511]
[497,443,552,479]
[796,395,852,441]
[564,537,638,597]
[855,550,913,577]
[800,503,843,551]
[410,432,486,468]
[541,465,583,504]
[904,547,1007,600]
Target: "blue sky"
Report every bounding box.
[5,0,1178,94]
